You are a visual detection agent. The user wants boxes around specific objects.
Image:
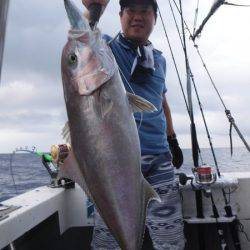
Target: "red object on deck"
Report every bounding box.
[197,167,212,175]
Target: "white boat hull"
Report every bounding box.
[0,172,250,249]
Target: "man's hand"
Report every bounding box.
[82,0,109,27]
[167,134,183,169]
[82,0,109,9]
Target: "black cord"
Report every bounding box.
[238,220,250,242]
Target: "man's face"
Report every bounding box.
[120,4,156,45]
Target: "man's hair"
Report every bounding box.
[119,0,158,16]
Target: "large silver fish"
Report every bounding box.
[60,0,160,249]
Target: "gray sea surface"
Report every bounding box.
[0,147,249,202]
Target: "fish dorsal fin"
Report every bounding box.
[127,92,157,113]
[58,150,91,198]
[61,121,71,144]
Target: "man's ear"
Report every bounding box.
[119,10,123,18]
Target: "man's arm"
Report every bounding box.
[163,95,183,169]
[163,95,175,137]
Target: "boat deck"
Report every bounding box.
[1,172,250,250]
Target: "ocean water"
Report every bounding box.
[0,147,249,202]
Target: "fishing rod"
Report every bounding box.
[168,0,221,178]
[192,0,225,41]
[171,0,250,154]
[192,0,250,41]
[177,12,207,250]
[170,0,241,204]
[165,1,244,248]
[0,0,10,84]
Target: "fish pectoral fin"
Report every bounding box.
[101,95,113,118]
[127,92,157,113]
[58,150,91,197]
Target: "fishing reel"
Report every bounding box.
[42,143,74,189]
[178,165,217,197]
[50,143,71,165]
[194,166,217,197]
[193,166,217,185]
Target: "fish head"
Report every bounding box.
[62,0,116,97]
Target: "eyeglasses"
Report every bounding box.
[124,4,154,16]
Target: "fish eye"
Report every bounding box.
[68,53,78,65]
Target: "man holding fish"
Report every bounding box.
[62,0,185,249]
[80,0,185,249]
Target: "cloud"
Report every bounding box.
[0,0,250,152]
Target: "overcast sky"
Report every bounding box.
[0,0,250,153]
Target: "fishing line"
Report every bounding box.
[171,0,250,153]
[9,152,18,195]
[158,2,206,165]
[169,0,221,170]
[160,2,245,248]
[168,4,247,245]
[8,147,50,196]
[167,0,184,48]
[117,64,143,131]
[158,6,189,116]
[169,0,233,208]
[107,32,144,131]
[224,1,250,7]
[166,1,234,235]
[116,44,163,100]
